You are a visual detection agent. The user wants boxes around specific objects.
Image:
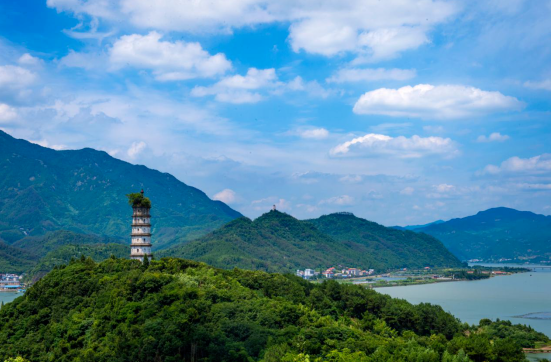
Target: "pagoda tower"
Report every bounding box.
[130,190,153,261]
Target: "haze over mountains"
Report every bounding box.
[406,207,551,263]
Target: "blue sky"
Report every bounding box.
[1,0,551,225]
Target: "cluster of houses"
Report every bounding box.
[296,267,375,280]
[0,273,22,291]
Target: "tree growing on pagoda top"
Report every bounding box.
[126,190,151,209]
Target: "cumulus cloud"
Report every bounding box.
[213,189,237,204]
[127,141,147,158]
[191,68,276,103]
[48,0,458,60]
[477,132,510,142]
[330,133,458,158]
[286,76,334,98]
[327,67,416,83]
[481,154,551,175]
[296,128,329,140]
[109,32,231,80]
[0,65,36,88]
[18,53,41,66]
[353,84,525,119]
[524,79,551,91]
[400,187,414,195]
[0,104,17,122]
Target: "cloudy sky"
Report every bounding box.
[1,0,551,225]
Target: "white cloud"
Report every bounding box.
[127,141,147,158]
[0,104,17,122]
[515,183,551,190]
[191,68,277,103]
[524,79,551,91]
[320,195,354,206]
[339,175,363,183]
[213,189,237,204]
[29,139,67,150]
[327,68,416,83]
[481,154,551,175]
[109,32,232,80]
[286,76,333,98]
[353,84,525,119]
[18,53,41,66]
[48,0,458,60]
[400,187,414,195]
[330,133,457,158]
[297,128,329,140]
[435,183,454,192]
[0,65,36,88]
[477,132,510,143]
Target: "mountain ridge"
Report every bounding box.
[0,130,241,249]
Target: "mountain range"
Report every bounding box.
[159,210,462,272]
[0,130,241,250]
[407,207,551,262]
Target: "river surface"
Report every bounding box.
[0,291,23,305]
[375,268,551,361]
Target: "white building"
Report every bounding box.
[130,191,153,262]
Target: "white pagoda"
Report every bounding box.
[130,189,153,262]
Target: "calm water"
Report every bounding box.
[0,292,23,305]
[376,270,551,361]
[375,270,551,337]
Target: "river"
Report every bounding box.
[375,267,551,361]
[0,291,23,305]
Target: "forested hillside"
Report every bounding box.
[308,213,462,270]
[160,210,462,272]
[0,257,545,361]
[412,207,551,262]
[0,131,241,249]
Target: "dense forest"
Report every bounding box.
[0,257,546,361]
[159,210,462,273]
[307,213,462,270]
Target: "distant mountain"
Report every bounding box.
[412,207,551,262]
[307,213,462,270]
[0,131,241,249]
[159,210,462,272]
[391,220,445,231]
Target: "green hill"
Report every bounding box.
[0,240,38,274]
[412,207,551,262]
[0,130,241,249]
[159,210,462,272]
[0,257,544,361]
[307,213,463,270]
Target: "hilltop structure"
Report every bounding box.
[128,190,153,262]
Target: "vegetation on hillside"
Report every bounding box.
[159,211,462,273]
[0,240,38,274]
[307,213,463,270]
[0,257,545,361]
[413,207,551,262]
[0,130,241,249]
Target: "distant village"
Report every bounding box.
[0,273,23,292]
[297,266,375,280]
